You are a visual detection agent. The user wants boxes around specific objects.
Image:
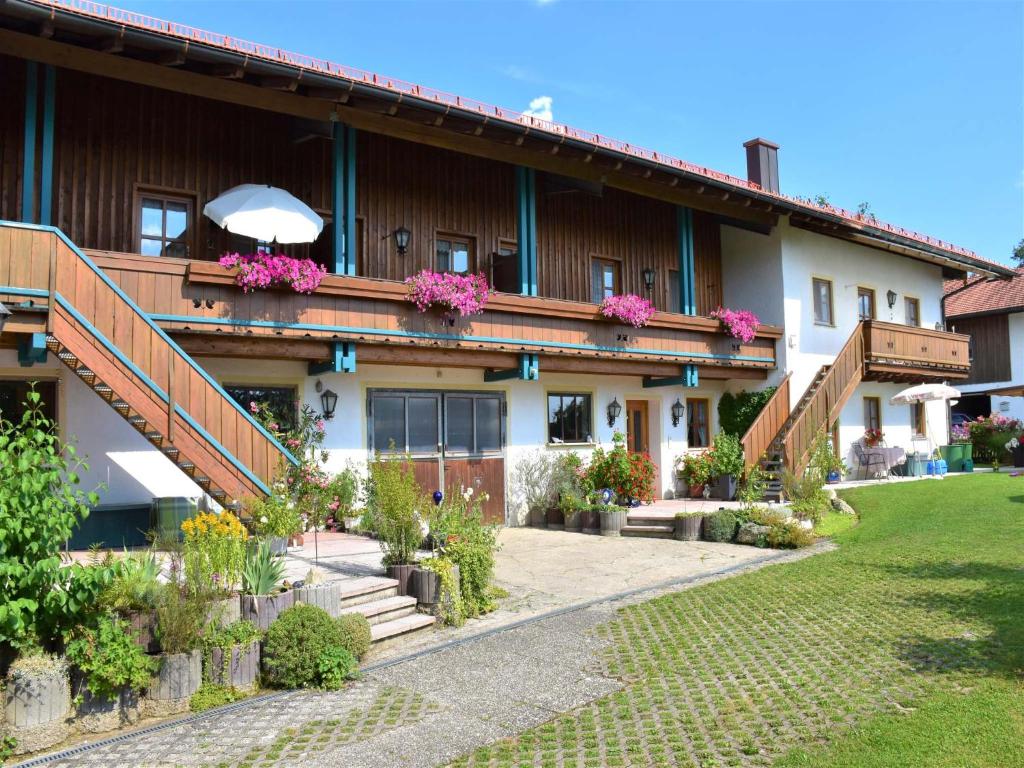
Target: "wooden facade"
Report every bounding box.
[948,314,1011,384]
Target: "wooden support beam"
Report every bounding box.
[37,20,54,39]
[17,332,48,367]
[308,341,356,375]
[307,87,350,102]
[484,353,539,382]
[96,36,123,54]
[643,364,699,389]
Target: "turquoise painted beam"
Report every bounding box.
[515,167,538,296]
[39,66,55,226]
[17,332,47,367]
[308,341,356,375]
[642,364,699,389]
[484,353,539,382]
[677,206,696,316]
[21,62,37,223]
[331,123,357,276]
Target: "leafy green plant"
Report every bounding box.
[738,461,768,506]
[262,605,350,689]
[418,556,465,627]
[718,388,777,438]
[241,540,286,596]
[317,645,356,690]
[200,619,261,689]
[245,491,300,540]
[677,452,713,487]
[65,614,155,701]
[335,614,372,660]
[0,386,102,658]
[703,510,738,542]
[98,550,162,613]
[181,511,248,595]
[588,432,655,502]
[429,489,500,618]
[154,583,205,655]
[708,432,744,478]
[365,454,427,567]
[189,683,244,712]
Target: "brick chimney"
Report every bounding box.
[743,138,780,194]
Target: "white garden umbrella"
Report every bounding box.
[203,184,323,244]
[890,383,962,467]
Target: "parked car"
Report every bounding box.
[950,412,973,428]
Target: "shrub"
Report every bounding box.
[245,492,299,540]
[677,452,713,487]
[189,683,243,712]
[588,432,655,503]
[241,540,286,596]
[0,386,101,658]
[781,431,836,524]
[510,451,557,515]
[717,387,777,438]
[703,510,738,542]
[746,507,817,549]
[967,414,1023,463]
[262,604,351,689]
[417,556,465,627]
[98,550,161,613]
[430,488,500,618]
[65,614,155,700]
[154,583,206,655]
[708,432,744,478]
[365,454,428,567]
[181,511,248,596]
[335,614,372,660]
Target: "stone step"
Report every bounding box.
[338,576,400,608]
[370,612,436,643]
[339,595,417,626]
[626,515,676,527]
[621,524,675,539]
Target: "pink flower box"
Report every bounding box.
[218,252,326,294]
[711,307,761,343]
[599,294,656,328]
[405,270,489,317]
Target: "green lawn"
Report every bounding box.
[451,475,1024,768]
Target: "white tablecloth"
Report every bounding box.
[862,446,906,472]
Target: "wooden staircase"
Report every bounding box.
[0,222,296,505]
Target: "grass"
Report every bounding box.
[815,509,857,538]
[450,474,1024,767]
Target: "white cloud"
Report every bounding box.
[522,95,554,123]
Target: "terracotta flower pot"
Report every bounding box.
[688,483,706,499]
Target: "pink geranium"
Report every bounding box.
[599,294,656,328]
[405,270,490,317]
[219,252,326,294]
[711,307,761,343]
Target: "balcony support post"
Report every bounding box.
[17,332,48,367]
[676,206,696,316]
[308,341,356,375]
[643,364,698,389]
[332,122,357,276]
[515,167,538,297]
[485,352,539,382]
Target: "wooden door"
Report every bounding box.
[442,392,506,524]
[368,390,443,496]
[626,400,650,455]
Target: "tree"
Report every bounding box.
[1012,238,1024,267]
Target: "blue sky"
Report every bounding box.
[119,0,1022,264]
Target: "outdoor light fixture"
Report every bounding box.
[642,268,656,293]
[0,302,10,335]
[319,388,338,420]
[607,397,622,428]
[671,398,685,428]
[393,226,411,256]
[886,290,897,309]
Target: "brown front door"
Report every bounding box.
[626,400,650,455]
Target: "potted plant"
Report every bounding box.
[599,505,628,537]
[97,549,163,653]
[863,427,884,448]
[707,433,744,501]
[147,582,206,716]
[546,503,565,530]
[2,653,71,755]
[511,452,555,528]
[219,251,327,294]
[65,613,153,733]
[246,491,299,557]
[598,293,656,328]
[950,422,973,470]
[181,509,248,626]
[294,567,343,618]
[710,307,761,343]
[405,269,490,322]
[201,620,262,693]
[679,452,713,499]
[590,432,655,505]
[581,502,602,534]
[561,494,586,532]
[365,454,428,596]
[412,557,464,626]
[673,512,704,541]
[239,540,293,631]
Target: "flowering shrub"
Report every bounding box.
[219,252,326,294]
[969,414,1024,463]
[676,451,713,488]
[599,294,656,328]
[181,511,248,595]
[863,428,884,447]
[405,270,489,317]
[711,307,761,343]
[588,431,655,503]
[950,422,971,443]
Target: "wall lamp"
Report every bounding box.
[642,268,656,293]
[886,290,897,309]
[320,388,338,420]
[393,226,411,256]
[607,397,622,428]
[671,398,685,428]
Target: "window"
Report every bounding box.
[547,393,593,444]
[864,396,882,432]
[0,380,57,425]
[590,257,621,304]
[436,234,475,274]
[370,392,440,454]
[224,385,298,432]
[491,239,519,293]
[137,190,193,258]
[444,393,503,454]
[857,287,876,321]
[687,398,710,448]
[910,402,926,437]
[668,269,680,313]
[812,278,834,325]
[905,297,920,327]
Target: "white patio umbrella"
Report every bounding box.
[890,383,962,468]
[203,184,323,244]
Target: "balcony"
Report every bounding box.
[82,250,781,379]
[861,320,970,381]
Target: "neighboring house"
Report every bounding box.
[944,268,1024,421]
[0,1,1012,533]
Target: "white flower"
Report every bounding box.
[1006,438,1019,451]
[260,516,269,524]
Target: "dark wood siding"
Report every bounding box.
[950,314,1011,383]
[0,55,26,223]
[693,210,723,314]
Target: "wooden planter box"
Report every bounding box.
[3,668,70,754]
[386,564,419,597]
[546,507,565,530]
[240,589,294,631]
[294,582,343,618]
[599,508,627,537]
[70,674,141,734]
[144,650,202,717]
[563,509,582,532]
[409,565,460,607]
[528,507,547,528]
[581,508,601,534]
[673,515,703,541]
[207,640,260,691]
[205,596,242,630]
[124,609,160,654]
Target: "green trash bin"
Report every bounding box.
[153,497,199,543]
[940,444,965,472]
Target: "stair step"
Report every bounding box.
[93,383,113,400]
[45,337,61,352]
[370,613,436,643]
[621,524,675,539]
[75,367,96,384]
[111,400,130,415]
[338,576,400,608]
[194,476,211,490]
[626,515,676,527]
[145,432,163,446]
[163,447,180,461]
[339,595,417,625]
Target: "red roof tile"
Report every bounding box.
[944,267,1024,318]
[25,0,1012,275]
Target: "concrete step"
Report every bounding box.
[338,576,400,608]
[626,515,676,527]
[621,524,675,539]
[370,612,436,643]
[339,595,417,626]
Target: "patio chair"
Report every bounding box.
[852,440,887,480]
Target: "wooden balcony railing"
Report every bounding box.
[862,320,970,380]
[740,373,790,469]
[81,251,782,375]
